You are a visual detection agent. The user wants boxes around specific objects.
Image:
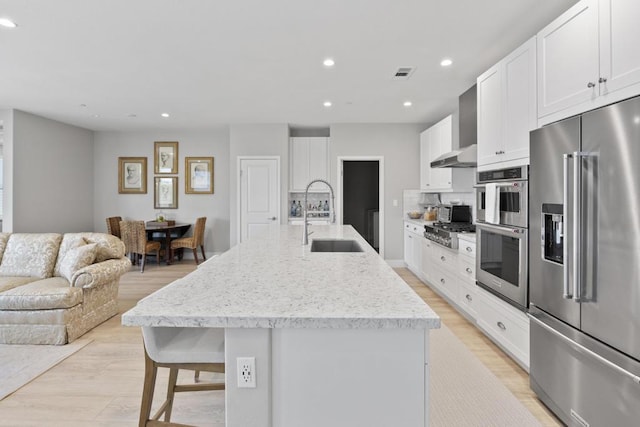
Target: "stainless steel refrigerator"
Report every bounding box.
[529,95,640,426]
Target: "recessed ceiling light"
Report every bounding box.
[323,58,335,67]
[440,58,453,67]
[323,101,332,107]
[0,18,17,28]
[161,113,170,118]
[403,101,413,107]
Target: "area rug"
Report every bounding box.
[430,324,541,426]
[0,337,92,400]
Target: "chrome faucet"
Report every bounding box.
[302,179,335,245]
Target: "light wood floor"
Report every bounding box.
[0,262,561,426]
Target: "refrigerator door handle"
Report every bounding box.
[563,153,573,299]
[573,152,582,302]
[529,314,640,385]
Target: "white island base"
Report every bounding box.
[224,327,430,427]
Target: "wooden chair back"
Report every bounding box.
[119,220,148,255]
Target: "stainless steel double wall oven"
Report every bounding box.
[475,166,529,310]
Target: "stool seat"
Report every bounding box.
[139,327,225,427]
[142,327,224,364]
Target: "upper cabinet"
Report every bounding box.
[420,115,474,192]
[477,37,536,169]
[537,0,640,124]
[290,137,329,192]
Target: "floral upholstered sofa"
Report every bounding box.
[0,232,131,345]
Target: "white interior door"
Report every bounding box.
[240,158,280,242]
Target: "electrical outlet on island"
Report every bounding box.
[237,357,256,388]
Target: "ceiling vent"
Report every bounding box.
[392,66,415,81]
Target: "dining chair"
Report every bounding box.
[106,216,123,239]
[139,327,225,427]
[170,217,207,264]
[120,220,161,273]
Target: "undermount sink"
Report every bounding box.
[310,239,363,253]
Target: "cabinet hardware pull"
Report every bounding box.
[440,256,446,261]
[408,235,412,239]
[440,278,445,284]
[587,82,596,88]
[599,77,607,83]
[497,321,506,330]
[466,294,472,301]
[268,217,277,220]
[466,246,472,252]
[466,267,472,273]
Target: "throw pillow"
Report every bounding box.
[59,243,98,283]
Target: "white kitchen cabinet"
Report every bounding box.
[537,0,640,124]
[290,137,329,192]
[419,115,474,192]
[477,36,536,169]
[403,222,423,277]
[475,286,530,371]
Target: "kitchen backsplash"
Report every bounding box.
[403,190,476,223]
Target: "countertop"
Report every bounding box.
[122,225,440,330]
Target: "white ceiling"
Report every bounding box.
[0,0,578,132]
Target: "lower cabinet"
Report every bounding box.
[474,287,530,369]
[419,235,530,371]
[403,221,423,276]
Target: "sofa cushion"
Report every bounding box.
[0,234,62,279]
[59,243,98,282]
[0,233,11,264]
[0,276,40,293]
[0,277,83,310]
[55,233,125,276]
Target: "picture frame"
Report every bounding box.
[118,157,147,194]
[154,177,178,209]
[185,157,214,194]
[154,141,179,174]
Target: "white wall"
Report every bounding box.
[11,110,94,233]
[229,124,289,247]
[93,129,231,253]
[329,124,423,260]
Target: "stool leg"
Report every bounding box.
[139,350,157,427]
[164,368,179,422]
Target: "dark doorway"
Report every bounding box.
[343,161,379,252]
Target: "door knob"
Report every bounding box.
[268,217,277,220]
[599,77,607,83]
[587,82,596,88]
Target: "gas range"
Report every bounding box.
[424,222,475,249]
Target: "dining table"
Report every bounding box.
[145,222,191,264]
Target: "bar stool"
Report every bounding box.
[139,327,225,427]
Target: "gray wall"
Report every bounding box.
[229,124,289,247]
[93,129,231,254]
[329,124,422,260]
[11,110,94,233]
[0,109,12,232]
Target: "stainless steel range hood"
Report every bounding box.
[431,84,477,168]
[430,144,477,168]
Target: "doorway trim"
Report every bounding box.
[236,156,281,244]
[337,156,385,258]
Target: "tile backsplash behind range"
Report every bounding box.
[402,190,476,223]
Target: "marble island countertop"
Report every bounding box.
[122,225,440,330]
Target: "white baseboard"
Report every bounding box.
[386,259,406,268]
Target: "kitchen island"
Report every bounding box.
[122,225,440,427]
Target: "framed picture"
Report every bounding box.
[154,177,178,209]
[154,141,178,174]
[118,157,147,194]
[185,157,214,194]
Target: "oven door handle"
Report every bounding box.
[476,222,525,237]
